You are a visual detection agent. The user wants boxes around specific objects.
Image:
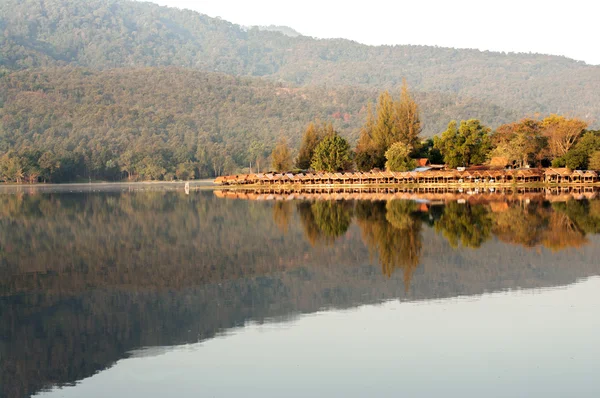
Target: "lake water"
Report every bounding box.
[1,185,600,398]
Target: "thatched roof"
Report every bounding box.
[544,168,571,176]
[489,156,510,168]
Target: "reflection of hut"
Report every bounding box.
[514,169,543,183]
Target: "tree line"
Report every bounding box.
[270,83,600,173]
[0,67,523,183]
[1,69,599,183]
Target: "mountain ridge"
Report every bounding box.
[1,0,599,127]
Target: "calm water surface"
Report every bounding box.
[1,185,600,397]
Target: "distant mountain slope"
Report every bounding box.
[254,25,303,37]
[0,67,517,178]
[1,0,599,126]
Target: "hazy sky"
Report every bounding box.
[146,0,600,65]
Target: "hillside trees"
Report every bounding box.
[2,0,600,128]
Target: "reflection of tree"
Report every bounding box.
[296,201,323,245]
[553,200,600,235]
[492,204,548,247]
[539,202,589,250]
[478,200,595,251]
[356,200,422,290]
[312,201,353,240]
[434,202,492,248]
[273,201,292,234]
[541,212,587,250]
[296,200,353,245]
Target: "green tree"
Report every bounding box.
[560,130,600,169]
[589,151,600,170]
[271,138,293,172]
[310,133,351,172]
[564,149,589,170]
[434,119,492,168]
[385,142,417,171]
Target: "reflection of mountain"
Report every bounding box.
[1,191,600,397]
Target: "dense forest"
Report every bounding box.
[0,68,517,181]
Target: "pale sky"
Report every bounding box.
[145,0,600,65]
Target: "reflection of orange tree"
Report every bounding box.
[434,202,492,248]
[541,203,588,251]
[491,200,597,251]
[273,201,292,234]
[552,200,600,235]
[296,200,353,245]
[356,200,422,290]
[492,204,548,247]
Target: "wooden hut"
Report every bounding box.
[583,170,598,183]
[544,168,572,184]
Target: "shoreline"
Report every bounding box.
[212,182,600,190]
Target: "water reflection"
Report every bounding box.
[1,189,600,397]
[281,195,600,287]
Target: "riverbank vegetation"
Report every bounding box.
[270,83,599,177]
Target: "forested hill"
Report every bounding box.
[0,67,517,180]
[1,0,600,125]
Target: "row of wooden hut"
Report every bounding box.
[214,168,599,186]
